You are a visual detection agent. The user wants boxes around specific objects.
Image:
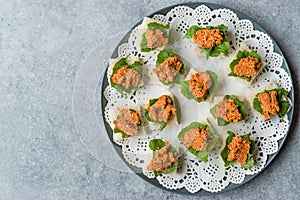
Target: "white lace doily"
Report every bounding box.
[103,5,292,193]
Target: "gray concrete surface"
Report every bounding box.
[0,0,299,199]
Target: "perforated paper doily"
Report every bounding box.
[102,4,293,194]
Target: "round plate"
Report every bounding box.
[100,2,294,195]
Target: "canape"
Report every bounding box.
[109,56,143,95]
[178,121,219,162]
[185,24,231,57]
[221,131,255,169]
[113,107,142,138]
[147,139,178,177]
[228,43,266,83]
[145,95,177,131]
[181,68,218,102]
[151,49,185,85]
[210,95,247,126]
[252,84,291,120]
[140,17,174,52]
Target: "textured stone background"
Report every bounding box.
[0,0,299,199]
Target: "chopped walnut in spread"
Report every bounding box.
[227,136,251,165]
[182,128,212,151]
[148,95,176,123]
[113,109,141,136]
[112,66,141,88]
[192,29,223,49]
[257,91,280,120]
[147,141,178,173]
[216,99,242,123]
[153,56,183,83]
[145,29,169,48]
[233,56,262,77]
[189,72,212,101]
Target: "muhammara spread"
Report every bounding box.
[193,29,223,49]
[112,66,141,88]
[153,56,183,83]
[147,141,178,173]
[227,136,251,165]
[257,91,280,120]
[148,95,176,123]
[145,29,169,48]
[216,99,242,123]
[113,109,141,136]
[182,128,212,151]
[234,56,261,77]
[189,72,212,101]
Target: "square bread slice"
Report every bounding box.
[108,56,144,95]
[110,105,145,143]
[139,17,171,52]
[227,42,266,84]
[247,82,292,121]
